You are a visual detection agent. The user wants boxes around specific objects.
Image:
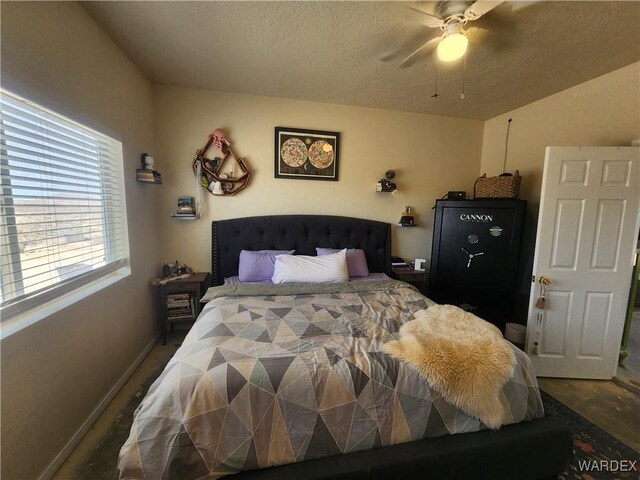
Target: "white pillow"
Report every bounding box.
[272,249,349,284]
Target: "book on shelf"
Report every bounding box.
[168,303,191,310]
[167,314,194,321]
[167,294,196,321]
[167,296,195,320]
[137,169,162,184]
[167,302,190,309]
[167,301,190,308]
[177,196,194,206]
[173,196,196,217]
[391,260,409,268]
[167,293,189,301]
[167,297,190,304]
[137,168,162,177]
[176,196,195,214]
[137,177,163,184]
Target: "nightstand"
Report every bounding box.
[156,272,211,345]
[392,268,428,296]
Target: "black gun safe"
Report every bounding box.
[429,199,526,332]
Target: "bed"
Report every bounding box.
[119,215,571,480]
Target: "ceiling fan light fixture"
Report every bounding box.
[437,32,468,62]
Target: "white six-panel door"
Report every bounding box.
[526,146,640,379]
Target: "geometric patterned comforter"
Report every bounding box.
[118,280,544,479]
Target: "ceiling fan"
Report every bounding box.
[403,0,505,65]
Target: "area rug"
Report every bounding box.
[541,390,639,480]
[75,358,638,480]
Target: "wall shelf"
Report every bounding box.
[137,169,162,184]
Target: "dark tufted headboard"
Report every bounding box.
[212,215,391,286]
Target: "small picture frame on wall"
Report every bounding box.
[275,127,340,181]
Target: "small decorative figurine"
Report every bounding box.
[141,153,156,171]
[212,129,231,151]
[377,170,397,192]
[399,206,416,226]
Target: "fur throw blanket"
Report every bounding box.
[383,305,516,429]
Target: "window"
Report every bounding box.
[0,90,130,321]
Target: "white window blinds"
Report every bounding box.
[0,90,130,320]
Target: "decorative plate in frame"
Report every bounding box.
[275,127,340,181]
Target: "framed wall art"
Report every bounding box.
[274,127,340,181]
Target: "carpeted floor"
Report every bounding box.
[74,353,174,480]
[75,362,638,480]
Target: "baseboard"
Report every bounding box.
[38,333,160,480]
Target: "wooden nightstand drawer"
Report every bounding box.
[165,282,193,293]
[396,271,426,281]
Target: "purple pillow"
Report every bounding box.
[238,250,294,282]
[316,248,369,278]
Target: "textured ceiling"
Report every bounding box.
[81,1,640,120]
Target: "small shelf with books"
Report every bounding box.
[137,169,163,184]
[171,196,198,220]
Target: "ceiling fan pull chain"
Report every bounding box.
[460,50,467,99]
[431,62,440,98]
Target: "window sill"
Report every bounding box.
[1,266,131,340]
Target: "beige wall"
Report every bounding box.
[481,62,640,215]
[0,3,159,479]
[153,85,484,270]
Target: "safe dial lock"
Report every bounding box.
[460,247,484,268]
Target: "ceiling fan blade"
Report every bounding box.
[464,1,504,20]
[408,6,444,28]
[377,27,441,62]
[400,36,441,67]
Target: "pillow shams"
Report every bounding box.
[238,250,294,282]
[316,248,369,278]
[272,249,349,284]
